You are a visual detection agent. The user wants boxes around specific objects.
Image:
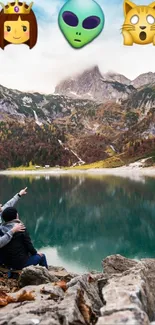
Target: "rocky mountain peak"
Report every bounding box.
[55,66,135,102]
[131,71,155,88]
[104,72,131,85]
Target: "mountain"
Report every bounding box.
[103,72,131,85]
[131,72,155,89]
[1,66,155,169]
[55,66,155,101]
[55,66,135,102]
[0,84,98,124]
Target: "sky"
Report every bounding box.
[0,0,155,93]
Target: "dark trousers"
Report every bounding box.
[24,253,48,269]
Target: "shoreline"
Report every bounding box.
[0,166,155,178]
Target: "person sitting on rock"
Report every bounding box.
[0,188,27,264]
[0,222,25,252]
[0,207,48,270]
[0,187,28,224]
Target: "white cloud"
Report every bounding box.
[0,0,155,93]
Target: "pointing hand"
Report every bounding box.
[19,187,28,196]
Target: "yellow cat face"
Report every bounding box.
[122,0,155,44]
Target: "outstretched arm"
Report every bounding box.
[0,223,25,248]
[0,187,27,220]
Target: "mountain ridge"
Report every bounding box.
[55,66,155,101]
[0,66,155,168]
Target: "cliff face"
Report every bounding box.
[55,66,135,102]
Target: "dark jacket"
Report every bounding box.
[0,219,37,270]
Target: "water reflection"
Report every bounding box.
[0,174,155,272]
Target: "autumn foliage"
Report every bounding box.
[0,121,77,169]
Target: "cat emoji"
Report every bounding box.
[122,0,155,45]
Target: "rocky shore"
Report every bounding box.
[0,255,155,324]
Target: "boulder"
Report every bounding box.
[101,255,155,323]
[48,266,78,282]
[18,266,58,287]
[102,254,141,275]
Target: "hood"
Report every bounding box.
[0,219,21,234]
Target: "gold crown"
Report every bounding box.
[0,0,33,14]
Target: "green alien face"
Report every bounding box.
[58,0,105,49]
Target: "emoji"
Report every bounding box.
[0,0,38,49]
[122,0,155,45]
[58,0,105,49]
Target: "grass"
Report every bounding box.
[8,165,38,171]
[66,152,155,170]
[8,165,64,171]
[65,155,125,170]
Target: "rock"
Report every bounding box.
[48,266,78,282]
[19,266,58,287]
[100,269,146,315]
[102,254,140,275]
[57,283,88,324]
[6,316,41,325]
[2,257,155,324]
[140,258,155,311]
[0,281,96,325]
[0,283,63,325]
[96,309,150,325]
[39,283,64,300]
[101,255,155,322]
[67,273,104,315]
[0,312,60,325]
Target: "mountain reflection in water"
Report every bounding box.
[0,174,155,272]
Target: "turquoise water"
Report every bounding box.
[0,174,155,273]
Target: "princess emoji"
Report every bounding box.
[0,0,38,49]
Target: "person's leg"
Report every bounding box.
[39,254,48,269]
[24,254,48,269]
[24,254,41,267]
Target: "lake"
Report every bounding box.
[0,173,155,273]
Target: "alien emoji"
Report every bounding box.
[58,0,105,49]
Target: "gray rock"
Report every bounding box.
[19,266,58,287]
[102,254,140,275]
[0,312,60,325]
[48,265,78,282]
[102,254,155,322]
[67,273,104,315]
[57,283,87,324]
[2,256,155,325]
[0,281,95,325]
[96,309,150,325]
[7,316,41,325]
